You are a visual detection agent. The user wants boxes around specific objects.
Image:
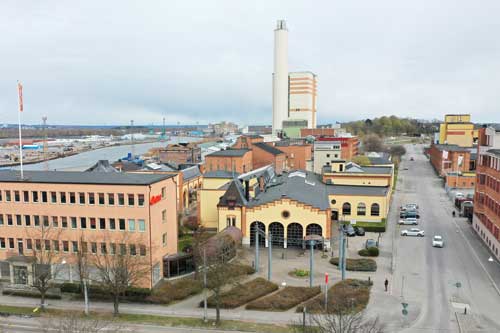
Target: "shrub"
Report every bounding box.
[2,289,61,300]
[203,277,278,309]
[354,219,387,232]
[148,278,203,304]
[246,286,320,311]
[330,258,377,272]
[358,247,379,257]
[60,282,81,294]
[297,279,372,314]
[183,216,199,231]
[288,269,309,278]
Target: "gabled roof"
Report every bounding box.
[206,149,250,157]
[204,170,240,178]
[218,181,247,207]
[253,142,284,156]
[181,165,202,181]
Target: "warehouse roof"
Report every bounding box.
[0,170,175,185]
[253,142,284,156]
[206,149,250,157]
[204,170,239,179]
[433,144,470,152]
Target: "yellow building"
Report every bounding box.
[438,114,474,148]
[198,165,392,249]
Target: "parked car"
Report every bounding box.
[343,224,356,237]
[354,226,365,236]
[400,203,419,211]
[365,239,378,249]
[410,157,414,161]
[398,217,418,225]
[400,210,420,219]
[401,228,425,237]
[432,235,444,248]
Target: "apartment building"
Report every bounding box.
[473,126,500,260]
[0,171,178,288]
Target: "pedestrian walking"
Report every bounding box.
[384,278,389,292]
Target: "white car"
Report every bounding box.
[400,203,419,211]
[401,228,425,237]
[432,235,444,248]
[398,218,418,225]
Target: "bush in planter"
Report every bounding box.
[358,247,379,257]
[330,258,377,272]
[60,282,82,294]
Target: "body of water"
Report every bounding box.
[2,137,198,171]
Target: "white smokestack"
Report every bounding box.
[272,20,288,135]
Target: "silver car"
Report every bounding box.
[401,228,425,237]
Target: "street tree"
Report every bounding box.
[362,134,385,153]
[91,233,150,316]
[388,145,406,163]
[40,313,123,333]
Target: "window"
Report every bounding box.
[0,190,2,201]
[80,217,87,229]
[342,202,351,215]
[119,243,126,255]
[162,210,167,223]
[130,244,136,256]
[161,187,166,199]
[138,194,145,206]
[281,211,290,219]
[50,192,57,203]
[72,241,78,253]
[110,243,116,255]
[32,191,39,203]
[128,194,134,206]
[34,215,40,227]
[53,240,59,252]
[108,193,115,205]
[5,190,11,202]
[44,240,50,251]
[61,217,68,228]
[43,216,49,227]
[26,239,32,250]
[162,233,167,246]
[90,218,96,230]
[357,203,366,216]
[60,192,66,204]
[140,245,146,256]
[79,192,85,204]
[91,242,97,254]
[69,192,76,204]
[41,191,48,203]
[9,238,15,249]
[118,193,125,206]
[99,218,106,230]
[0,238,5,249]
[81,242,88,253]
[128,219,135,231]
[100,242,107,254]
[326,154,330,158]
[63,241,69,252]
[371,203,380,216]
[226,216,236,227]
[7,214,13,226]
[16,215,22,226]
[109,218,116,230]
[23,191,29,202]
[25,215,31,226]
[14,191,20,202]
[34,239,41,250]
[88,193,95,205]
[138,220,146,232]
[71,217,77,229]
[52,216,58,228]
[119,219,125,231]
[98,193,105,205]
[0,215,3,226]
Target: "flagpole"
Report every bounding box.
[17,81,24,179]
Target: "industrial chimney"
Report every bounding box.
[272,20,289,135]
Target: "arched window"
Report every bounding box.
[342,202,351,215]
[371,203,380,216]
[357,203,366,216]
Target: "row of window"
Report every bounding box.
[476,192,500,219]
[0,189,166,206]
[479,154,500,171]
[0,214,156,232]
[478,173,500,192]
[0,237,147,256]
[342,202,380,216]
[475,222,499,257]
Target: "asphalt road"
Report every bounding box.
[392,144,500,332]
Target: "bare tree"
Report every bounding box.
[295,312,384,333]
[40,313,123,333]
[26,224,63,309]
[90,233,150,316]
[388,145,406,164]
[362,134,385,153]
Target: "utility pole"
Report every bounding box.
[42,116,48,171]
[309,240,314,288]
[203,248,207,322]
[130,120,135,158]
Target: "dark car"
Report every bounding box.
[400,210,420,219]
[354,226,365,236]
[365,239,378,249]
[410,157,414,161]
[343,224,356,237]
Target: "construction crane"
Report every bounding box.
[42,116,48,171]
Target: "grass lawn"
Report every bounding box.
[297,279,372,314]
[177,234,193,252]
[246,286,321,311]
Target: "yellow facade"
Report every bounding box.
[329,176,390,187]
[444,114,471,123]
[203,177,232,190]
[329,194,389,223]
[198,189,225,229]
[439,114,474,147]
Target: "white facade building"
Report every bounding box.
[288,71,317,129]
[313,141,341,174]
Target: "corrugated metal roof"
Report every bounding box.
[253,142,284,156]
[206,149,250,157]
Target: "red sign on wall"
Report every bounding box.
[149,195,162,206]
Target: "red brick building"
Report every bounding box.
[204,149,253,174]
[473,126,500,260]
[159,143,201,165]
[275,141,312,170]
[316,137,359,160]
[301,128,336,137]
[428,144,475,178]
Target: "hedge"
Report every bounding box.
[203,277,278,309]
[352,219,386,232]
[358,247,379,257]
[297,279,372,314]
[2,289,61,300]
[147,278,203,304]
[330,258,377,272]
[246,286,320,311]
[60,282,151,302]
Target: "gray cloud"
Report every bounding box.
[1,0,499,126]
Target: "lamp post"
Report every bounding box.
[309,240,315,288]
[255,227,272,281]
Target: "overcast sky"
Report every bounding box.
[1,1,500,126]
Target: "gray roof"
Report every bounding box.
[367,157,392,165]
[253,142,284,156]
[327,185,390,196]
[359,166,393,175]
[181,165,202,181]
[206,149,250,157]
[0,170,175,185]
[433,144,470,152]
[487,149,500,157]
[203,170,240,178]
